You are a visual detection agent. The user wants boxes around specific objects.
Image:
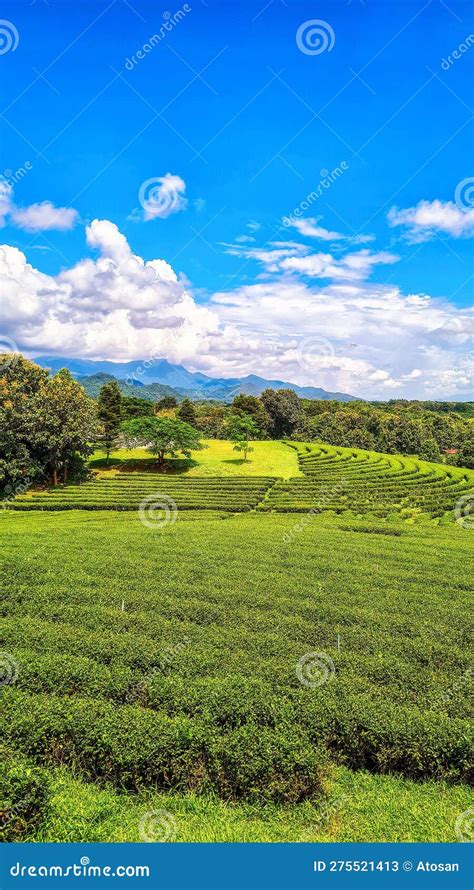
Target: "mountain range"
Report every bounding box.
[34,356,357,403]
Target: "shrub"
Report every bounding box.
[0,749,50,841]
[207,723,328,804]
[0,690,328,803]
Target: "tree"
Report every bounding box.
[198,405,227,438]
[231,394,270,438]
[0,354,48,486]
[36,370,98,484]
[0,358,97,487]
[97,380,122,464]
[418,437,442,463]
[121,396,155,420]
[156,395,178,412]
[225,413,258,462]
[121,416,205,468]
[177,397,197,426]
[454,428,474,469]
[260,389,301,438]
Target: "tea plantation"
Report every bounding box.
[1,441,472,842]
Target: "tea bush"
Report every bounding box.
[0,749,50,841]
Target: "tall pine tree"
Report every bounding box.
[97,380,122,464]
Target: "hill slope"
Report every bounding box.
[77,372,178,402]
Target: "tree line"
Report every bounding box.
[1,355,472,491]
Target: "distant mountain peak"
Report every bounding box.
[34,355,357,402]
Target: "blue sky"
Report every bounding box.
[0,0,473,398]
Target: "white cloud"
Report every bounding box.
[228,238,399,281]
[288,216,374,244]
[235,234,255,244]
[388,199,474,241]
[211,279,473,398]
[0,219,471,400]
[0,179,79,232]
[0,181,13,227]
[10,201,78,232]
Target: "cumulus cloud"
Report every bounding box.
[211,279,473,398]
[388,199,474,241]
[0,219,471,400]
[0,219,217,363]
[0,179,78,232]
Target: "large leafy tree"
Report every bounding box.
[121,396,155,419]
[260,388,301,438]
[36,369,98,484]
[0,355,48,486]
[225,413,258,462]
[97,380,122,464]
[231,394,269,438]
[0,357,97,487]
[453,427,474,470]
[121,416,205,467]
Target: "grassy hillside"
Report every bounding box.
[90,439,302,478]
[1,441,471,843]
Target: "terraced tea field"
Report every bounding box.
[267,443,473,520]
[1,441,472,843]
[10,440,473,523]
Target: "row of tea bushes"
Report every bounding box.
[0,688,327,804]
[10,475,276,513]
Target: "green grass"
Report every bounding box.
[30,765,471,843]
[90,439,302,479]
[0,503,472,841]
